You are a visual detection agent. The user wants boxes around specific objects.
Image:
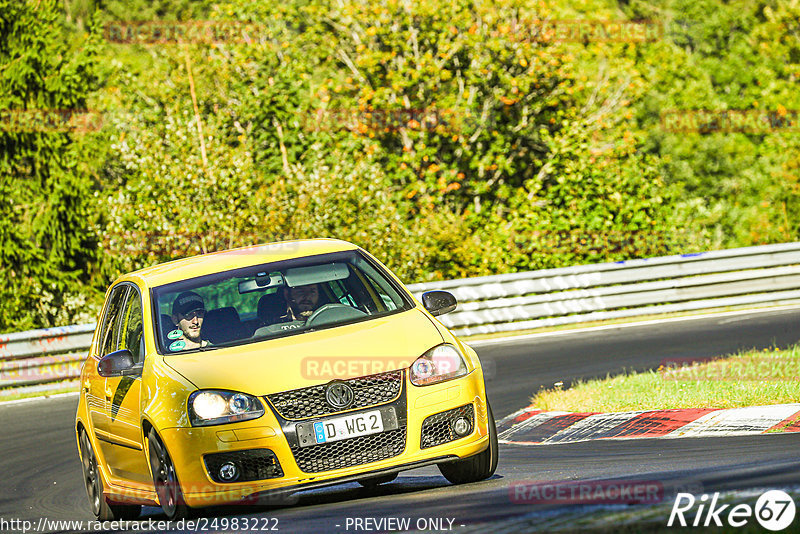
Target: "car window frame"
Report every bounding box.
[97,284,130,359]
[118,283,146,364]
[149,250,416,356]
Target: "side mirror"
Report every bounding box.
[98,349,138,377]
[422,290,457,316]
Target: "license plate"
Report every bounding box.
[312,410,383,444]
[295,406,399,448]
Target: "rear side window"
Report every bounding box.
[99,285,129,357]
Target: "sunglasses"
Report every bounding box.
[182,309,206,320]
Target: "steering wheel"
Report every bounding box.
[306,303,368,326]
[252,320,305,338]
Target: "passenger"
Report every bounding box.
[167,291,211,351]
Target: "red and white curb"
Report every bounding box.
[497,404,800,445]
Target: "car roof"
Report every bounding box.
[118,238,360,288]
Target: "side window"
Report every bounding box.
[99,285,129,357]
[360,271,398,311]
[354,258,404,312]
[330,280,357,308]
[119,288,145,364]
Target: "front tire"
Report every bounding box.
[147,429,193,520]
[79,430,141,520]
[438,402,498,484]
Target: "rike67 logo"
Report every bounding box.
[668,490,796,531]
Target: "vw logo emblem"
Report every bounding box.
[325,382,354,410]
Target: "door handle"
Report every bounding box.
[105,388,112,400]
[82,380,90,393]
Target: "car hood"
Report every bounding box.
[162,308,444,395]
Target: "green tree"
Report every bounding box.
[0,0,103,332]
[624,0,800,248]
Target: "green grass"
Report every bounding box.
[530,345,800,412]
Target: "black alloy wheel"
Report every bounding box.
[79,430,141,520]
[148,429,192,520]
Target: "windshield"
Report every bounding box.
[152,251,412,354]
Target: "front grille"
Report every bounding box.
[204,449,283,483]
[266,371,403,420]
[291,427,406,473]
[421,404,474,449]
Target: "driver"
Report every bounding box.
[168,291,211,351]
[282,283,321,321]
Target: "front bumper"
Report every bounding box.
[161,369,490,508]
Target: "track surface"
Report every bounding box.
[2,308,800,531]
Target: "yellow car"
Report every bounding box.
[75,239,497,520]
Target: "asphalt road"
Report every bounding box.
[2,308,800,532]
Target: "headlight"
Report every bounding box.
[188,390,265,427]
[409,344,469,386]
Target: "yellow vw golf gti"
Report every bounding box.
[75,239,497,520]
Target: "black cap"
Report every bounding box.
[172,291,205,316]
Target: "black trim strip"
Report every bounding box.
[239,455,460,502]
[95,432,143,451]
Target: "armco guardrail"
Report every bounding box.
[3,242,800,396]
[407,241,800,336]
[0,323,94,395]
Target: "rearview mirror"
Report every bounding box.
[422,290,457,316]
[238,272,284,294]
[98,349,139,377]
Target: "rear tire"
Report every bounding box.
[357,472,398,488]
[147,429,194,520]
[79,430,141,520]
[438,402,498,485]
